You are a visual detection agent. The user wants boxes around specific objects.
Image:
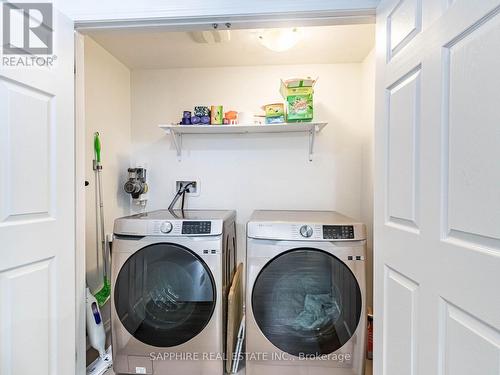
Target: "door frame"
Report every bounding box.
[74,31,87,375]
[73,7,377,374]
[73,8,376,32]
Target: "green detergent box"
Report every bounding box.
[280,77,317,122]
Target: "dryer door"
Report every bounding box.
[252,248,362,356]
[114,243,216,347]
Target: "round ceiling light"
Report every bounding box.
[257,28,301,52]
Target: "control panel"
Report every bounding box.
[115,217,224,236]
[182,221,212,235]
[247,221,366,242]
[323,225,354,239]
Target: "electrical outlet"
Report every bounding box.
[175,180,200,196]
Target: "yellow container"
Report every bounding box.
[210,105,223,125]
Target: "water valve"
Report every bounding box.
[124,168,148,200]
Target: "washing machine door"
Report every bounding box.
[114,243,216,347]
[252,248,362,356]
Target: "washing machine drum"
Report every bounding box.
[114,243,216,347]
[252,248,362,356]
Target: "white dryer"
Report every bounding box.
[246,210,366,375]
[111,209,236,375]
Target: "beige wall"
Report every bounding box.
[84,36,131,292]
[130,63,375,280]
[361,48,375,310]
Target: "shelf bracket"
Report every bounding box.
[169,130,182,161]
[160,122,326,162]
[308,126,317,161]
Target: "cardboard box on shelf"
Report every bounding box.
[262,103,285,124]
[280,77,317,122]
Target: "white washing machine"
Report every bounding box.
[111,209,236,375]
[246,210,366,375]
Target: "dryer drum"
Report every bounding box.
[114,242,216,347]
[251,248,362,357]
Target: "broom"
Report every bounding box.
[93,132,110,307]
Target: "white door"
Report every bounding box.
[0,5,75,375]
[374,1,500,374]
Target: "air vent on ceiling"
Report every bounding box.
[189,30,231,44]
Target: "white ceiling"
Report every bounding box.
[86,24,375,70]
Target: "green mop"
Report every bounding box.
[93,132,110,307]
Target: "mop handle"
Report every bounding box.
[94,132,107,280]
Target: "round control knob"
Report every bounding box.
[160,221,173,234]
[300,225,313,238]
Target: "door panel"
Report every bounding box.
[444,8,500,243]
[0,258,54,375]
[386,67,421,231]
[382,266,418,375]
[387,0,422,60]
[0,78,54,222]
[375,1,500,374]
[0,7,75,375]
[439,301,500,375]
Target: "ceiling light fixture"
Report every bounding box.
[257,28,301,52]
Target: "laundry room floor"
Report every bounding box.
[103,360,373,374]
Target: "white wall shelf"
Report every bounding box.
[159,122,327,161]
